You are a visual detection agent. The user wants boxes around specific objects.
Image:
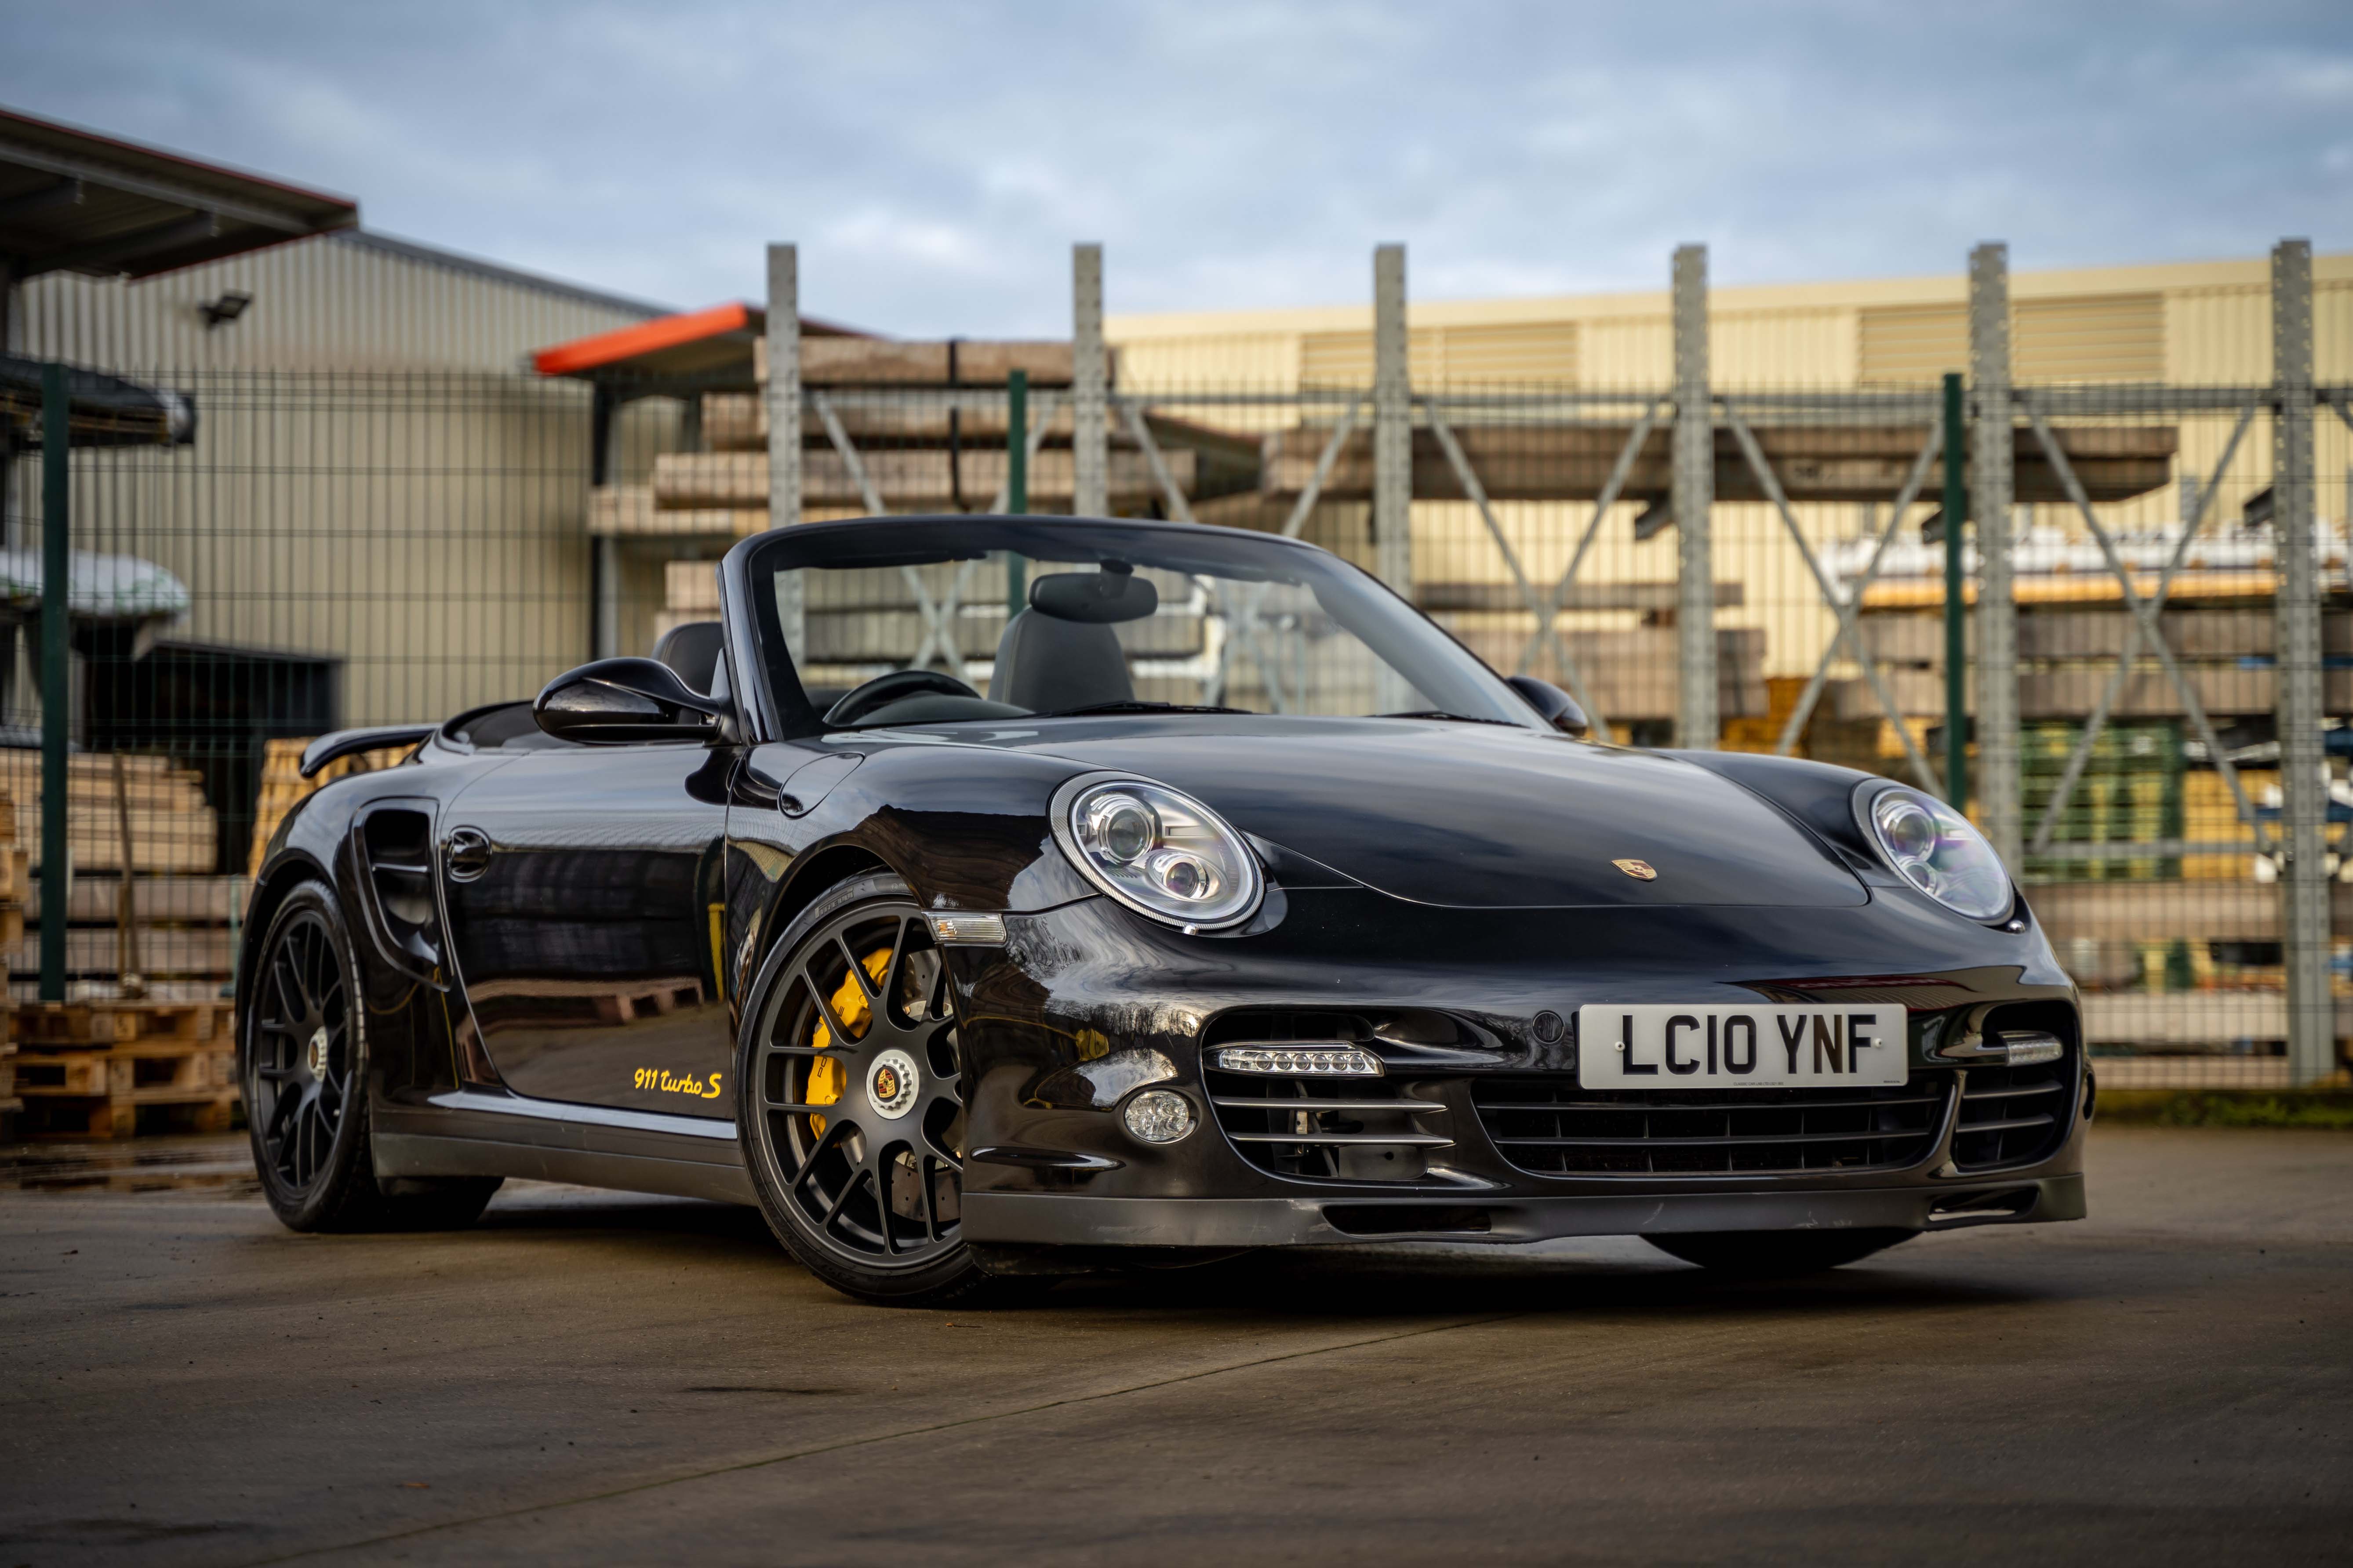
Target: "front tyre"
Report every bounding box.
[1643,1228,1917,1275]
[738,873,993,1307]
[243,881,500,1233]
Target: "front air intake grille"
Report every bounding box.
[1207,1068,1451,1180]
[1951,1066,2071,1170]
[1201,1008,1451,1182]
[1952,1004,2079,1172]
[1471,1078,1952,1176]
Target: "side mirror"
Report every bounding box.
[535,657,726,744]
[1506,674,1590,737]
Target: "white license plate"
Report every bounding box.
[1576,1005,1907,1089]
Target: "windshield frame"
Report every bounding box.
[726,514,1542,740]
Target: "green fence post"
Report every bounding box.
[1942,371,1969,813]
[1005,368,1028,619]
[40,362,70,1001]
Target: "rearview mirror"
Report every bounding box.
[535,657,726,744]
[1506,674,1590,737]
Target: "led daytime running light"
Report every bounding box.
[1213,1046,1384,1077]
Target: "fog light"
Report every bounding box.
[1213,1046,1383,1077]
[1121,1089,1196,1144]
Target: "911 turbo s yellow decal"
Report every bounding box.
[634,1067,724,1100]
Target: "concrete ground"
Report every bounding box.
[0,1127,2346,1567]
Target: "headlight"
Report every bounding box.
[1052,776,1263,930]
[1863,785,2011,920]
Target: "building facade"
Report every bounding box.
[5,229,673,729]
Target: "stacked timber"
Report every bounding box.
[1850,603,2353,721]
[1418,579,1769,728]
[7,998,235,1139]
[645,445,1193,517]
[0,790,14,1120]
[655,559,724,649]
[0,785,25,954]
[0,750,216,875]
[4,751,220,994]
[662,554,1212,703]
[24,874,242,995]
[1259,424,2177,506]
[1722,676,1822,755]
[594,338,1255,539]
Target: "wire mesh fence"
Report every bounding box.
[1,346,2345,1115]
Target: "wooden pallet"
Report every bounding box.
[9,1040,237,1139]
[9,998,230,1049]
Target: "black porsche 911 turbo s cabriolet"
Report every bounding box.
[243,513,2086,1305]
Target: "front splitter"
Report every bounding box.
[964,1174,2086,1249]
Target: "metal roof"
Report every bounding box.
[535,301,769,378]
[0,105,358,281]
[534,301,868,383]
[342,230,669,322]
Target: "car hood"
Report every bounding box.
[938,716,1869,910]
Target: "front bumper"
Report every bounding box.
[967,1172,2087,1248]
[950,889,2088,1251]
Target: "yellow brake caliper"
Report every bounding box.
[807,947,891,1134]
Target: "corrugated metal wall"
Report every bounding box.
[1299,320,1581,388]
[3,230,680,726]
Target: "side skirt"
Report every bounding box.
[374,1132,756,1205]
[374,1088,753,1205]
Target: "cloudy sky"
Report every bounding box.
[4,1,2348,333]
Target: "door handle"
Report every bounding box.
[444,827,493,882]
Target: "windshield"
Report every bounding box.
[739,517,1535,735]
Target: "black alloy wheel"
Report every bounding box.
[738,873,992,1306]
[249,898,353,1199]
[243,882,498,1232]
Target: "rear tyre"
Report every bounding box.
[1643,1228,1917,1275]
[738,873,999,1308]
[242,881,501,1233]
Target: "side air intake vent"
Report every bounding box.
[357,806,442,981]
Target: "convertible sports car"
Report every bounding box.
[242,513,2087,1305]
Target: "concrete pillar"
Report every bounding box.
[2273,238,2333,1084]
[1072,243,1108,519]
[1970,243,2020,867]
[765,243,804,659]
[1673,244,1716,748]
[1371,244,1414,711]
[1372,243,1412,594]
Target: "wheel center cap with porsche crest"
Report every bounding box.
[307,1027,330,1078]
[1613,858,1658,881]
[867,1049,919,1119]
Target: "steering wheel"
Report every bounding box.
[823,668,983,727]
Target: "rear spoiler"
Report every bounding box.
[298,725,436,780]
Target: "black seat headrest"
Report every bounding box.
[651,620,725,695]
[988,611,1135,713]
